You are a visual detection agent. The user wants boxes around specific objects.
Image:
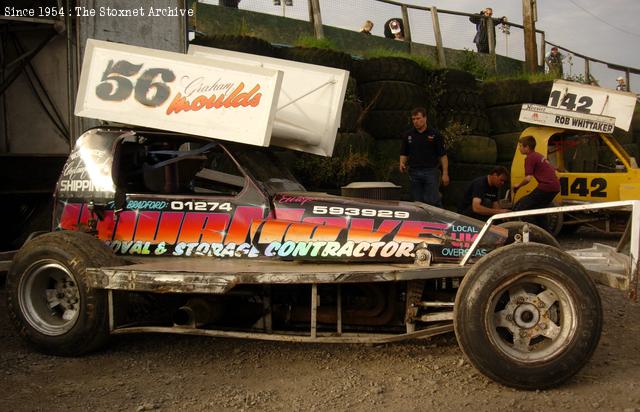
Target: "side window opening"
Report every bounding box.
[114,136,245,196]
[190,145,245,195]
[549,133,601,173]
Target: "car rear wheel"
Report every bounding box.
[7,231,123,356]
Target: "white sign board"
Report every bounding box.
[519,104,616,133]
[188,45,349,157]
[548,79,636,131]
[76,39,283,147]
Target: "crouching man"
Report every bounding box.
[458,166,511,220]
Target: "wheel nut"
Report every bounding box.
[538,301,546,308]
[516,297,525,304]
[520,331,528,338]
[506,314,513,321]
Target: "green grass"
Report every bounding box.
[294,35,337,50]
[483,71,559,83]
[449,48,492,79]
[363,48,437,70]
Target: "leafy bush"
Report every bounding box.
[292,149,374,190]
[442,122,471,151]
[450,49,492,80]
[563,73,600,85]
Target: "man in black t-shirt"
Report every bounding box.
[399,107,449,207]
[458,166,511,220]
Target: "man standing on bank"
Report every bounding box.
[512,136,561,230]
[469,7,506,53]
[399,107,449,207]
[459,166,511,220]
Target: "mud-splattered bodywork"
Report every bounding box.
[54,128,507,263]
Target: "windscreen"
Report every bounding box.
[233,148,305,194]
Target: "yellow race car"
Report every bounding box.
[511,126,640,233]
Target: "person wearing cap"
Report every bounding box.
[545,47,564,77]
[616,76,627,91]
[469,8,506,53]
[384,18,405,41]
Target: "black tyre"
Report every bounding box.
[559,223,581,235]
[497,221,560,248]
[7,231,124,356]
[545,201,564,237]
[278,46,352,72]
[355,57,427,85]
[481,79,532,107]
[448,135,497,164]
[447,163,496,181]
[438,88,485,111]
[191,35,275,57]
[359,81,428,111]
[363,110,412,140]
[454,243,602,389]
[493,132,521,162]
[339,101,363,133]
[487,104,528,134]
[441,110,490,136]
[530,81,553,105]
[431,68,477,89]
[333,131,375,157]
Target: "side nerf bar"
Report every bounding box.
[461,200,640,301]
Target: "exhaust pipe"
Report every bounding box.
[173,298,215,327]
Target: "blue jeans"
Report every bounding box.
[409,168,442,207]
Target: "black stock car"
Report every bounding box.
[7,127,605,389]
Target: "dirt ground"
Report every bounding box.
[1,229,639,412]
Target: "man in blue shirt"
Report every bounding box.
[399,107,449,207]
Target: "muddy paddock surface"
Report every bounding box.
[1,229,639,412]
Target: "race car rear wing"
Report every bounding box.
[188,45,348,157]
[76,39,348,157]
[519,79,637,132]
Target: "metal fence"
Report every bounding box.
[210,0,639,92]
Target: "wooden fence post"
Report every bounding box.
[539,32,545,67]
[431,6,446,67]
[401,4,412,43]
[625,69,631,92]
[487,16,497,71]
[310,0,324,39]
[584,58,590,82]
